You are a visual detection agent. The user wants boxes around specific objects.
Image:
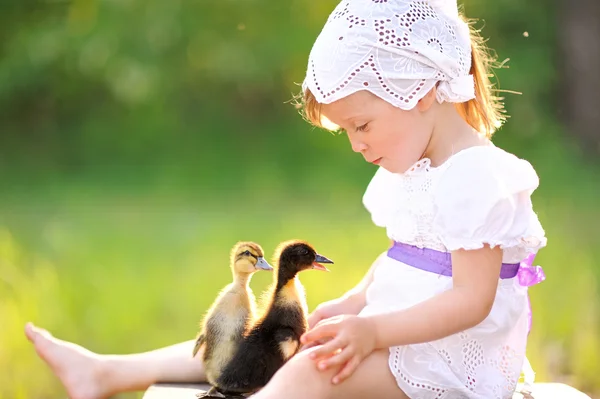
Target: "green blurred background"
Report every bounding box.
[1,0,599,398]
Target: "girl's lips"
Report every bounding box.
[371,157,382,165]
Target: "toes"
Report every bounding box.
[24,322,35,342]
[25,322,45,343]
[25,322,53,344]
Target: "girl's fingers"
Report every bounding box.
[309,337,345,361]
[319,346,354,371]
[299,341,317,352]
[301,337,332,352]
[301,322,338,345]
[307,312,323,329]
[314,314,346,329]
[308,309,339,329]
[332,356,361,384]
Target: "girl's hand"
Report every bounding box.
[307,300,346,329]
[307,293,366,329]
[300,302,344,351]
[300,315,377,384]
[300,296,365,352]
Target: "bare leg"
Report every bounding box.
[25,322,206,399]
[253,348,408,399]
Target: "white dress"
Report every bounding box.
[359,145,547,399]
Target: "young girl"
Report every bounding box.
[25,0,547,398]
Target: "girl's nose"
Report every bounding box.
[348,136,368,153]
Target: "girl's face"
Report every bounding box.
[320,90,434,174]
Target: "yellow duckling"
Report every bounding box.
[192,241,273,392]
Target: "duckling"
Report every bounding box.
[204,239,333,398]
[192,241,273,393]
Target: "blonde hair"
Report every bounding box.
[299,15,506,139]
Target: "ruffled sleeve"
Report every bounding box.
[432,147,547,253]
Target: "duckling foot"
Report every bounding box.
[196,386,245,399]
[196,387,223,398]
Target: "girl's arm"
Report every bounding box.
[370,244,502,348]
[337,239,392,310]
[338,250,379,309]
[308,252,378,328]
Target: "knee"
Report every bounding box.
[279,350,321,380]
[268,350,331,395]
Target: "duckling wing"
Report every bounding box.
[193,283,253,360]
[192,333,206,357]
[274,328,301,360]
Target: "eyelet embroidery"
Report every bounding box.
[406,158,432,174]
[304,0,474,110]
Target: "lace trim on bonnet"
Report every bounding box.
[302,0,474,110]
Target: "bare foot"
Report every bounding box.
[25,322,111,399]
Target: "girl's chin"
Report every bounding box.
[381,165,400,174]
[381,161,415,175]
[378,159,398,173]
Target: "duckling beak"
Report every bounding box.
[312,254,334,271]
[255,257,274,271]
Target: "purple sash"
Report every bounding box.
[387,241,546,333]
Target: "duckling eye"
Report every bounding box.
[242,250,251,256]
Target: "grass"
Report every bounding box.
[1,170,599,398]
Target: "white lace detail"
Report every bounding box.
[463,339,485,393]
[384,159,448,251]
[382,326,529,398]
[492,345,522,393]
[363,155,454,251]
[303,0,474,110]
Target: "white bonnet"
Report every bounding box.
[302,0,475,110]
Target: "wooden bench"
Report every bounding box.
[143,382,592,398]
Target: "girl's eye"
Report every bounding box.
[356,123,369,132]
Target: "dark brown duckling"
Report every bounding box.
[201,239,333,398]
[192,241,273,392]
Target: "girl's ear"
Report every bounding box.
[416,86,437,112]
